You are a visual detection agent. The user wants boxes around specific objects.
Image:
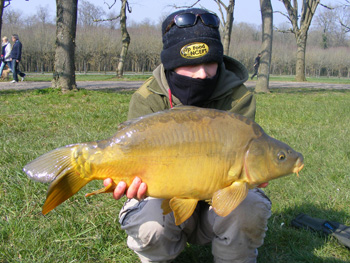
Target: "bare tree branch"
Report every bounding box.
[94,15,121,22]
[280,0,299,30]
[273,10,293,24]
[339,20,350,33]
[104,0,117,10]
[170,0,201,9]
[214,0,228,10]
[319,3,334,10]
[274,26,293,34]
[214,0,227,25]
[94,0,131,22]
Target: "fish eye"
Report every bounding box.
[278,151,286,160]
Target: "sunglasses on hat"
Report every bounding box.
[164,12,220,36]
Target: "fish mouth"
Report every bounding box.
[293,157,304,177]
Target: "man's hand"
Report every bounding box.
[103,177,147,200]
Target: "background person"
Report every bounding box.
[250,53,261,80]
[10,34,26,83]
[104,8,271,263]
[0,36,12,77]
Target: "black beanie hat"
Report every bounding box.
[161,8,224,70]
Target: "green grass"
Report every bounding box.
[268,75,350,84]
[1,87,349,262]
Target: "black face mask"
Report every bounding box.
[166,68,219,106]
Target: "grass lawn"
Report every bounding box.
[0,87,349,262]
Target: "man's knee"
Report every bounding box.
[136,221,168,247]
[126,214,186,262]
[237,189,271,246]
[211,189,271,261]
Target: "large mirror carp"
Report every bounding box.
[24,106,304,225]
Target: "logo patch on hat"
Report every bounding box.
[180,42,209,59]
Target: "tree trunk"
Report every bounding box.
[295,32,307,82]
[116,0,130,77]
[52,0,78,92]
[281,0,320,82]
[84,58,87,74]
[222,1,235,56]
[0,0,5,38]
[256,0,273,93]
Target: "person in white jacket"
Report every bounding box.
[0,36,12,77]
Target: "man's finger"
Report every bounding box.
[113,181,127,200]
[126,177,142,199]
[103,178,112,187]
[137,182,147,200]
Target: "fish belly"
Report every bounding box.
[89,142,235,200]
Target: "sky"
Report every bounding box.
[7,0,294,26]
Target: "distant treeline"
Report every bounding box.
[2,10,350,78]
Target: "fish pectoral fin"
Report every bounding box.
[85,181,117,197]
[169,197,198,226]
[212,182,249,217]
[161,199,172,215]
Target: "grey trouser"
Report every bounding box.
[119,189,271,263]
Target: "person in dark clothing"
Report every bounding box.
[250,53,261,80]
[10,34,26,83]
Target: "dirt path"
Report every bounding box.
[0,81,144,91]
[0,80,349,91]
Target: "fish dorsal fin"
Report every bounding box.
[169,197,198,225]
[161,199,172,215]
[212,182,249,217]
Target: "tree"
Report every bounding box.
[37,5,52,25]
[116,0,130,77]
[214,0,235,55]
[255,0,273,93]
[278,0,320,81]
[78,0,105,27]
[94,0,131,77]
[51,0,78,92]
[338,0,350,33]
[0,0,10,37]
[314,5,336,49]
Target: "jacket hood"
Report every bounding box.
[152,55,248,105]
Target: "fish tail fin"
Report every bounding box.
[23,144,91,214]
[23,144,79,183]
[42,168,91,215]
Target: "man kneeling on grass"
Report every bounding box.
[104,8,271,263]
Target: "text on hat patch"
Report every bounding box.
[180,42,209,59]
